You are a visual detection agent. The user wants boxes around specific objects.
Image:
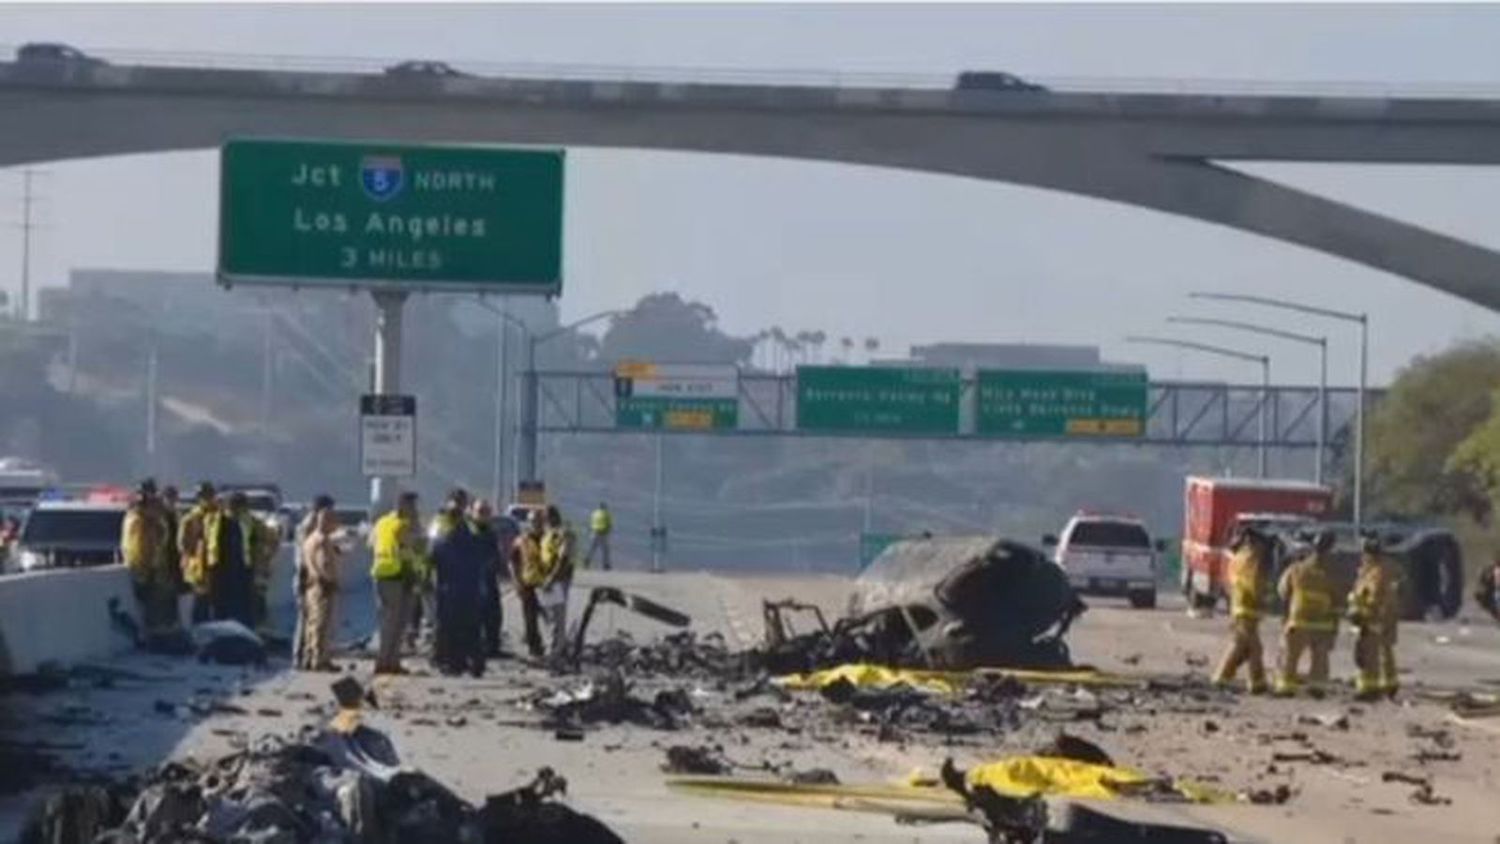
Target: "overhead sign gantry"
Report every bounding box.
[218,138,565,506]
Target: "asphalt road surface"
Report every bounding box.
[4,570,1500,843]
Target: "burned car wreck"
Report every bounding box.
[756,536,1087,674]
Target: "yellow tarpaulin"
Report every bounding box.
[772,662,1132,695]
[967,755,1149,800]
[671,757,1231,816]
[968,756,1233,804]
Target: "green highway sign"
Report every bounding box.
[796,366,961,434]
[218,139,563,293]
[976,369,1148,437]
[614,363,739,431]
[616,396,739,431]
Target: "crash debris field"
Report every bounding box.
[4,568,1500,843]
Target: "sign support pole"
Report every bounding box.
[652,432,665,574]
[370,290,407,513]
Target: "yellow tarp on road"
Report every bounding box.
[967,755,1148,801]
[671,756,1230,816]
[772,662,1133,695]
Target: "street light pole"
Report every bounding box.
[517,309,624,488]
[475,298,531,504]
[1125,335,1272,477]
[1189,292,1368,532]
[1166,316,1329,484]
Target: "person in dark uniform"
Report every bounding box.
[211,491,258,629]
[431,503,489,677]
[470,499,508,658]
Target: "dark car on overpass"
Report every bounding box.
[16,42,106,66]
[954,70,1048,93]
[383,60,467,78]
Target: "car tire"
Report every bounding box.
[1128,589,1157,610]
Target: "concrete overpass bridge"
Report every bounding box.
[6,52,1500,308]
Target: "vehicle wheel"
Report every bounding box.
[1128,589,1157,610]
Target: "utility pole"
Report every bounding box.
[11,169,45,322]
[260,307,275,434]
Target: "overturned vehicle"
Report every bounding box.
[757,536,1086,675]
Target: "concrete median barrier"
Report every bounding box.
[0,564,136,675]
[0,544,375,676]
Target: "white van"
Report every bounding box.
[1045,512,1163,609]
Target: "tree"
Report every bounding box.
[864,337,880,361]
[840,336,854,362]
[1364,340,1500,520]
[810,330,828,363]
[597,292,754,366]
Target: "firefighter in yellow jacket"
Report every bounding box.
[177,483,219,623]
[1275,530,1341,696]
[120,479,176,635]
[1349,533,1403,700]
[1211,525,1273,694]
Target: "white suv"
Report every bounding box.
[1046,513,1163,609]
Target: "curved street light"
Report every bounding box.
[475,299,531,504]
[519,308,627,488]
[1167,315,1329,484]
[1190,291,1368,532]
[1125,334,1271,477]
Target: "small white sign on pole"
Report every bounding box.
[360,394,416,478]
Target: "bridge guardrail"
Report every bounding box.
[5,43,1500,99]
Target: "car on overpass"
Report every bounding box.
[953,70,1048,93]
[8,499,125,573]
[16,42,106,66]
[383,60,467,78]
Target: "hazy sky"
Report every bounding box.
[4,2,1500,384]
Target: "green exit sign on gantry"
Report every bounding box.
[977,370,1148,437]
[796,366,961,434]
[218,139,563,293]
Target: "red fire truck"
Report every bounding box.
[1181,476,1333,610]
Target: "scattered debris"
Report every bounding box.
[662,745,732,775]
[1272,749,1342,765]
[1298,711,1351,731]
[738,707,783,729]
[784,767,840,785]
[1034,731,1114,767]
[568,586,692,668]
[1382,771,1428,787]
[1409,781,1452,806]
[533,669,693,731]
[1243,784,1295,805]
[190,620,267,667]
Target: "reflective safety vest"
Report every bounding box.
[371,511,422,582]
[1227,545,1268,621]
[590,508,612,535]
[428,511,460,542]
[178,504,215,590]
[1349,553,1401,629]
[204,509,259,574]
[516,532,552,588]
[1279,555,1339,632]
[543,523,576,577]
